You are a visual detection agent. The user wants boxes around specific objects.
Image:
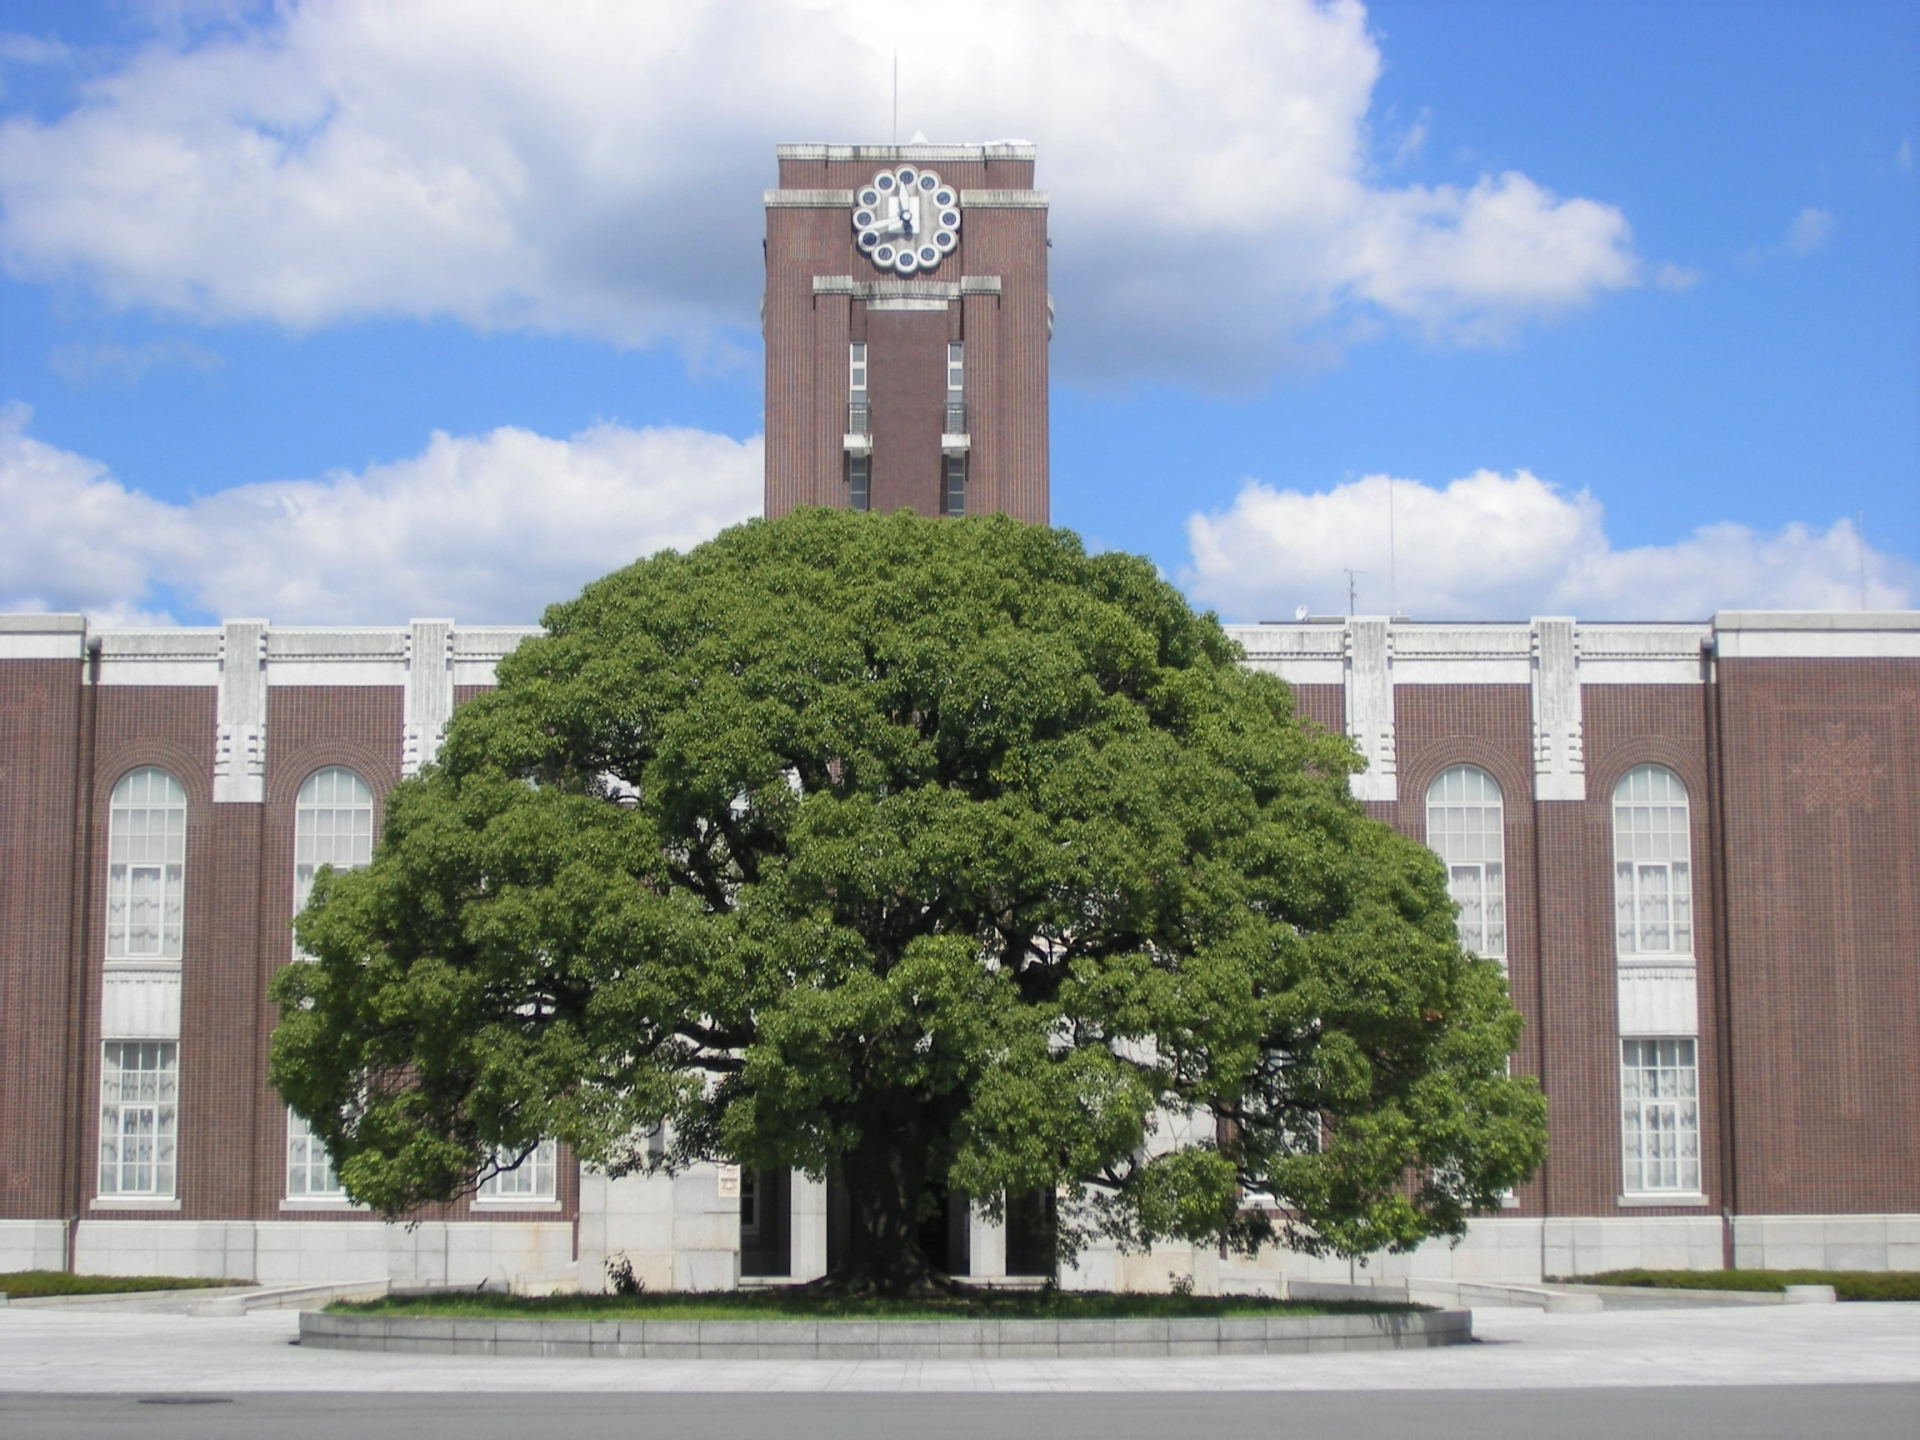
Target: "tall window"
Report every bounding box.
[943,455,967,517]
[99,1040,178,1196]
[106,767,187,959]
[1425,765,1506,960]
[1612,765,1692,957]
[846,453,871,512]
[286,1111,344,1198]
[293,766,375,942]
[944,341,965,432]
[284,767,374,1197]
[1621,1038,1700,1193]
[847,341,868,435]
[477,1140,557,1201]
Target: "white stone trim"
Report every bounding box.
[763,188,853,206]
[213,619,268,803]
[451,626,540,688]
[778,142,1035,162]
[868,296,950,312]
[1391,624,1531,685]
[95,628,221,686]
[0,614,86,658]
[1530,617,1585,801]
[1617,1192,1709,1208]
[1617,965,1700,1036]
[958,189,1048,207]
[266,628,408,687]
[1578,623,1709,685]
[1344,618,1396,802]
[90,1196,182,1211]
[402,619,454,777]
[99,968,182,1040]
[813,276,998,300]
[1224,623,1346,686]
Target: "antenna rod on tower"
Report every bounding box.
[1344,568,1363,618]
[1388,477,1397,617]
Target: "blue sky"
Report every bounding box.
[0,0,1913,625]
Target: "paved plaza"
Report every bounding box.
[1,1299,1916,1394]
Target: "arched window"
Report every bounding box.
[1426,765,1506,960]
[1612,765,1692,957]
[106,767,187,959]
[286,767,375,1200]
[293,766,375,927]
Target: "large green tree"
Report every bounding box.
[271,509,1545,1294]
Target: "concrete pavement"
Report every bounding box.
[1,1301,1916,1393]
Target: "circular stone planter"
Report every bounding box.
[299,1306,1471,1359]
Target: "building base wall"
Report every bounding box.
[1733,1214,1920,1272]
[577,1165,742,1294]
[1059,1214,1916,1291]
[0,1220,68,1273]
[63,1220,575,1288]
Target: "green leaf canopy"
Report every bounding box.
[272,509,1545,1289]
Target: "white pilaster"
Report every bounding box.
[402,619,455,777]
[1345,618,1396,803]
[1530,617,1585,801]
[213,619,268,803]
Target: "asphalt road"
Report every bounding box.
[5,1387,1918,1440]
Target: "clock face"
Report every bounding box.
[852,166,961,276]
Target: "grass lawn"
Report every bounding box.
[1562,1269,1920,1302]
[0,1271,247,1300]
[333,1289,1425,1322]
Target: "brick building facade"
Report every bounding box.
[1,141,1913,1288]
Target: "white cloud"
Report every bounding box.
[0,0,1640,383]
[1743,207,1838,267]
[0,404,760,624]
[48,337,224,382]
[1184,469,1916,622]
[1654,261,1700,292]
[1786,207,1835,256]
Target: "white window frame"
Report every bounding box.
[848,339,868,396]
[98,1040,178,1199]
[105,767,187,960]
[475,1140,559,1206]
[1620,1037,1702,1197]
[946,340,964,395]
[1425,764,1507,961]
[1612,765,1694,960]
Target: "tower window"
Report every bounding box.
[846,452,871,512]
[945,341,965,433]
[943,455,966,517]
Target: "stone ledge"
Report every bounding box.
[299,1307,1469,1359]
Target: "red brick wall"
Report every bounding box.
[0,658,85,1219]
[764,151,1047,522]
[1715,658,1920,1215]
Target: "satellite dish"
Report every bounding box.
[1294,605,1310,621]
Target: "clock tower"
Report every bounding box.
[763,142,1048,522]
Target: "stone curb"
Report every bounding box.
[298,1307,1471,1359]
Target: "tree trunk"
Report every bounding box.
[823,1113,948,1296]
